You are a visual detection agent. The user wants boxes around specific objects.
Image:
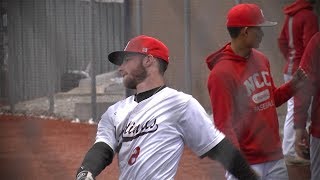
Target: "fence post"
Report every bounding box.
[7,0,16,113]
[184,0,192,94]
[47,0,55,114]
[125,0,141,98]
[90,0,97,122]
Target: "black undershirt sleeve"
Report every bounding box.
[203,138,259,180]
[77,142,114,177]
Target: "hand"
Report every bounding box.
[291,68,308,91]
[76,170,95,180]
[295,128,310,160]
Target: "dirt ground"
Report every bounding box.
[0,114,226,180]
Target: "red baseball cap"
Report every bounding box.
[226,4,277,27]
[108,35,169,65]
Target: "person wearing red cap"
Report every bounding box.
[294,32,320,180]
[206,3,307,180]
[75,35,259,180]
[278,0,318,164]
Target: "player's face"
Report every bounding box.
[245,26,264,48]
[118,53,147,89]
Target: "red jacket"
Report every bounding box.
[278,0,318,75]
[294,32,320,138]
[206,44,295,164]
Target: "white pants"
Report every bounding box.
[226,159,289,180]
[282,74,312,157]
[310,136,320,180]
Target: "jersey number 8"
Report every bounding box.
[128,146,140,165]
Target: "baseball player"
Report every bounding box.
[75,35,259,180]
[294,32,320,180]
[206,4,307,180]
[278,0,318,163]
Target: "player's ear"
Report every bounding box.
[143,54,155,67]
[241,27,249,37]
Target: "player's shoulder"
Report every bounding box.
[252,48,267,58]
[310,32,320,44]
[208,61,235,83]
[251,49,269,63]
[162,87,193,104]
[103,96,135,116]
[298,8,318,18]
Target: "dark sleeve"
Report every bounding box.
[203,138,258,180]
[77,142,114,177]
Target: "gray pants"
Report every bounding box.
[226,159,288,180]
[283,74,312,158]
[311,136,320,180]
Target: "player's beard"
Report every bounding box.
[123,61,147,89]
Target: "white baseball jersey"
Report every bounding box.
[95,87,225,180]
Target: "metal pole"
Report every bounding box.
[123,0,131,42]
[48,0,54,114]
[73,0,78,70]
[184,0,192,94]
[136,0,142,35]
[19,0,26,101]
[125,0,140,97]
[90,0,97,122]
[234,0,242,4]
[8,0,16,112]
[98,1,103,74]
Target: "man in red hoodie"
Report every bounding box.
[206,3,307,180]
[294,32,320,180]
[278,0,318,163]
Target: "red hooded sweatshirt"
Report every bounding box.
[294,32,320,138]
[206,44,295,164]
[278,0,318,75]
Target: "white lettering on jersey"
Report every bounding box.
[244,71,271,96]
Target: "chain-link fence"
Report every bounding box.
[1,0,315,122]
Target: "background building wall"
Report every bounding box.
[133,0,297,112]
[5,0,318,118]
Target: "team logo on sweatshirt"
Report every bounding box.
[243,71,275,111]
[254,100,274,112]
[252,89,270,104]
[243,71,271,97]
